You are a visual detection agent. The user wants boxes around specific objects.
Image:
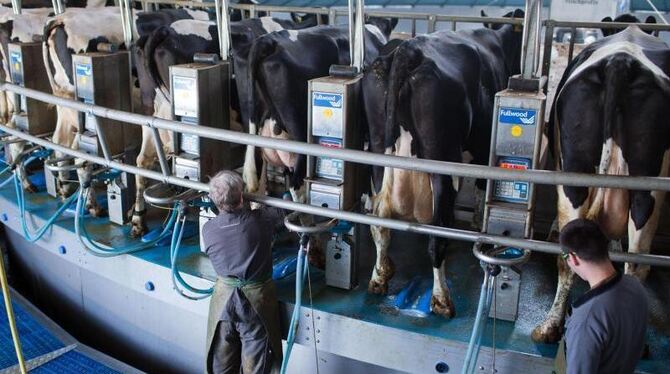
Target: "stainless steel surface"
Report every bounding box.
[214,0,231,60]
[284,212,337,234]
[520,0,542,79]
[489,266,522,321]
[472,244,531,267]
[10,0,20,14]
[150,126,170,177]
[8,43,56,136]
[286,305,554,373]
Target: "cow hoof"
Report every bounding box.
[58,183,77,199]
[531,321,562,344]
[88,206,106,218]
[308,248,326,269]
[24,183,38,194]
[368,278,389,295]
[625,263,650,281]
[129,223,147,238]
[431,295,455,318]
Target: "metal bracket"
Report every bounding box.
[143,182,205,208]
[284,211,337,234]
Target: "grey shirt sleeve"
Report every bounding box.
[259,206,287,225]
[566,320,604,374]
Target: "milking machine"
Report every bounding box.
[465,1,545,372]
[52,44,168,256]
[70,45,135,224]
[302,0,366,290]
[3,30,57,189]
[140,0,243,298]
[169,52,242,250]
[0,1,79,242]
[279,0,366,371]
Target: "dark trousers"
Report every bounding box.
[210,320,274,374]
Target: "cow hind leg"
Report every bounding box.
[369,168,395,295]
[532,185,587,343]
[626,190,666,280]
[10,143,38,193]
[428,174,455,318]
[130,129,158,238]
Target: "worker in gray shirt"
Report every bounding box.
[202,170,286,374]
[558,219,648,374]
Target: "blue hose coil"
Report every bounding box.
[75,187,178,257]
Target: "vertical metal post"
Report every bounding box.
[540,20,554,88]
[567,27,576,63]
[215,0,231,61]
[427,15,437,33]
[0,250,26,374]
[51,0,64,15]
[520,0,542,80]
[10,0,21,15]
[150,125,170,177]
[328,8,337,25]
[347,0,355,65]
[119,0,134,114]
[92,114,113,161]
[119,0,133,49]
[352,0,365,71]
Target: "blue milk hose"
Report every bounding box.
[169,206,213,300]
[75,187,178,257]
[281,242,309,374]
[462,272,495,374]
[15,173,78,243]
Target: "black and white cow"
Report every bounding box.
[129,16,321,237]
[242,18,397,203]
[43,7,136,214]
[532,25,670,343]
[0,0,111,8]
[134,7,209,39]
[362,10,523,317]
[0,7,52,123]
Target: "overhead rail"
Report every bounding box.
[2,82,670,268]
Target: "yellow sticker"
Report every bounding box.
[323,108,333,118]
[81,76,87,85]
[13,63,19,71]
[511,125,523,137]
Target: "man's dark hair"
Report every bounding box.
[560,219,610,263]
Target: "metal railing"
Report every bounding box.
[3,82,670,268]
[540,19,670,81]
[133,0,523,34]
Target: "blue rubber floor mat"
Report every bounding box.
[0,298,64,369]
[31,350,121,374]
[1,294,123,373]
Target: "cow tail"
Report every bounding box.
[41,19,60,92]
[587,54,631,221]
[144,25,172,100]
[384,44,419,150]
[248,36,278,126]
